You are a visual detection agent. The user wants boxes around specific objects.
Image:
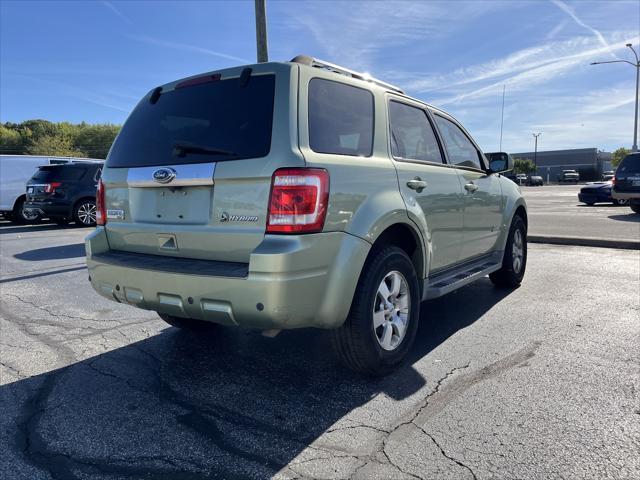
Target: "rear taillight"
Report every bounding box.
[44,182,62,193]
[96,179,106,226]
[266,168,329,234]
[612,177,616,186]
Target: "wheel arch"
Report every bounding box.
[12,193,26,212]
[73,196,97,211]
[368,221,426,290]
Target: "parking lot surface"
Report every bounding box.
[1,221,639,480]
[522,184,639,242]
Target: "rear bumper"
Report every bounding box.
[25,201,72,218]
[86,228,370,329]
[612,189,640,200]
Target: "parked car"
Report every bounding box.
[527,175,544,186]
[514,173,527,185]
[0,155,99,224]
[578,181,627,206]
[86,55,528,375]
[558,169,580,183]
[25,162,103,226]
[612,152,640,214]
[602,170,614,181]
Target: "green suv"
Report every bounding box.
[86,56,527,375]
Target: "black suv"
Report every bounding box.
[25,162,103,226]
[612,152,640,214]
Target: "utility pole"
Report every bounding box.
[254,0,268,63]
[533,132,542,172]
[591,43,639,152]
[499,85,506,151]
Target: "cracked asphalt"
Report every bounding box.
[0,220,639,480]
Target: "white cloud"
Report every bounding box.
[125,34,251,64]
[550,0,614,55]
[101,1,132,25]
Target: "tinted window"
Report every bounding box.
[434,115,482,169]
[107,75,275,168]
[32,166,86,182]
[618,154,640,174]
[309,79,373,156]
[389,101,443,163]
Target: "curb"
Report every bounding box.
[528,235,640,250]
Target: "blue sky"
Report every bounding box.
[1,0,639,153]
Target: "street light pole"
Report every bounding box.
[591,43,640,152]
[533,132,542,172]
[254,0,268,63]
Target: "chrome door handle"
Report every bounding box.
[464,182,479,192]
[407,178,428,192]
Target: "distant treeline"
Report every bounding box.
[0,120,121,159]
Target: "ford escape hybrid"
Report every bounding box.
[86,56,527,375]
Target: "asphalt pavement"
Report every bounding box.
[522,184,639,244]
[1,221,638,479]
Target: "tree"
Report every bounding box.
[512,157,536,174]
[611,147,631,168]
[26,135,84,157]
[0,120,121,159]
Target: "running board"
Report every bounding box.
[423,253,503,300]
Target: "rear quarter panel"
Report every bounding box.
[296,66,420,269]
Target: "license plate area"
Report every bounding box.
[632,180,640,186]
[129,186,213,225]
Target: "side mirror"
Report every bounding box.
[487,152,513,173]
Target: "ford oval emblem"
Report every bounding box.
[152,167,176,184]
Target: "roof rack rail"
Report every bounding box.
[290,55,405,94]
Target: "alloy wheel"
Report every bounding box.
[512,228,524,273]
[77,202,96,225]
[373,271,410,351]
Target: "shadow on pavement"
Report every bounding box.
[14,243,86,261]
[607,213,640,222]
[3,278,512,479]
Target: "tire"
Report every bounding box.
[331,246,420,376]
[613,199,628,206]
[10,196,41,225]
[630,200,640,214]
[490,215,527,288]
[158,313,218,331]
[73,198,97,227]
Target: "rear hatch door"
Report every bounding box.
[615,154,640,192]
[102,63,302,263]
[27,165,87,201]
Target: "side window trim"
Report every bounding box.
[387,98,449,167]
[432,112,486,172]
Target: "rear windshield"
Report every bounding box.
[107,74,276,168]
[618,154,640,174]
[31,166,87,182]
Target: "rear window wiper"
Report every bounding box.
[173,143,238,158]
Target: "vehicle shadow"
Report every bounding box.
[607,213,640,222]
[3,278,512,479]
[14,243,86,261]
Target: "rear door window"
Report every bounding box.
[434,115,483,170]
[389,101,444,163]
[618,154,640,174]
[308,78,374,157]
[107,75,276,168]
